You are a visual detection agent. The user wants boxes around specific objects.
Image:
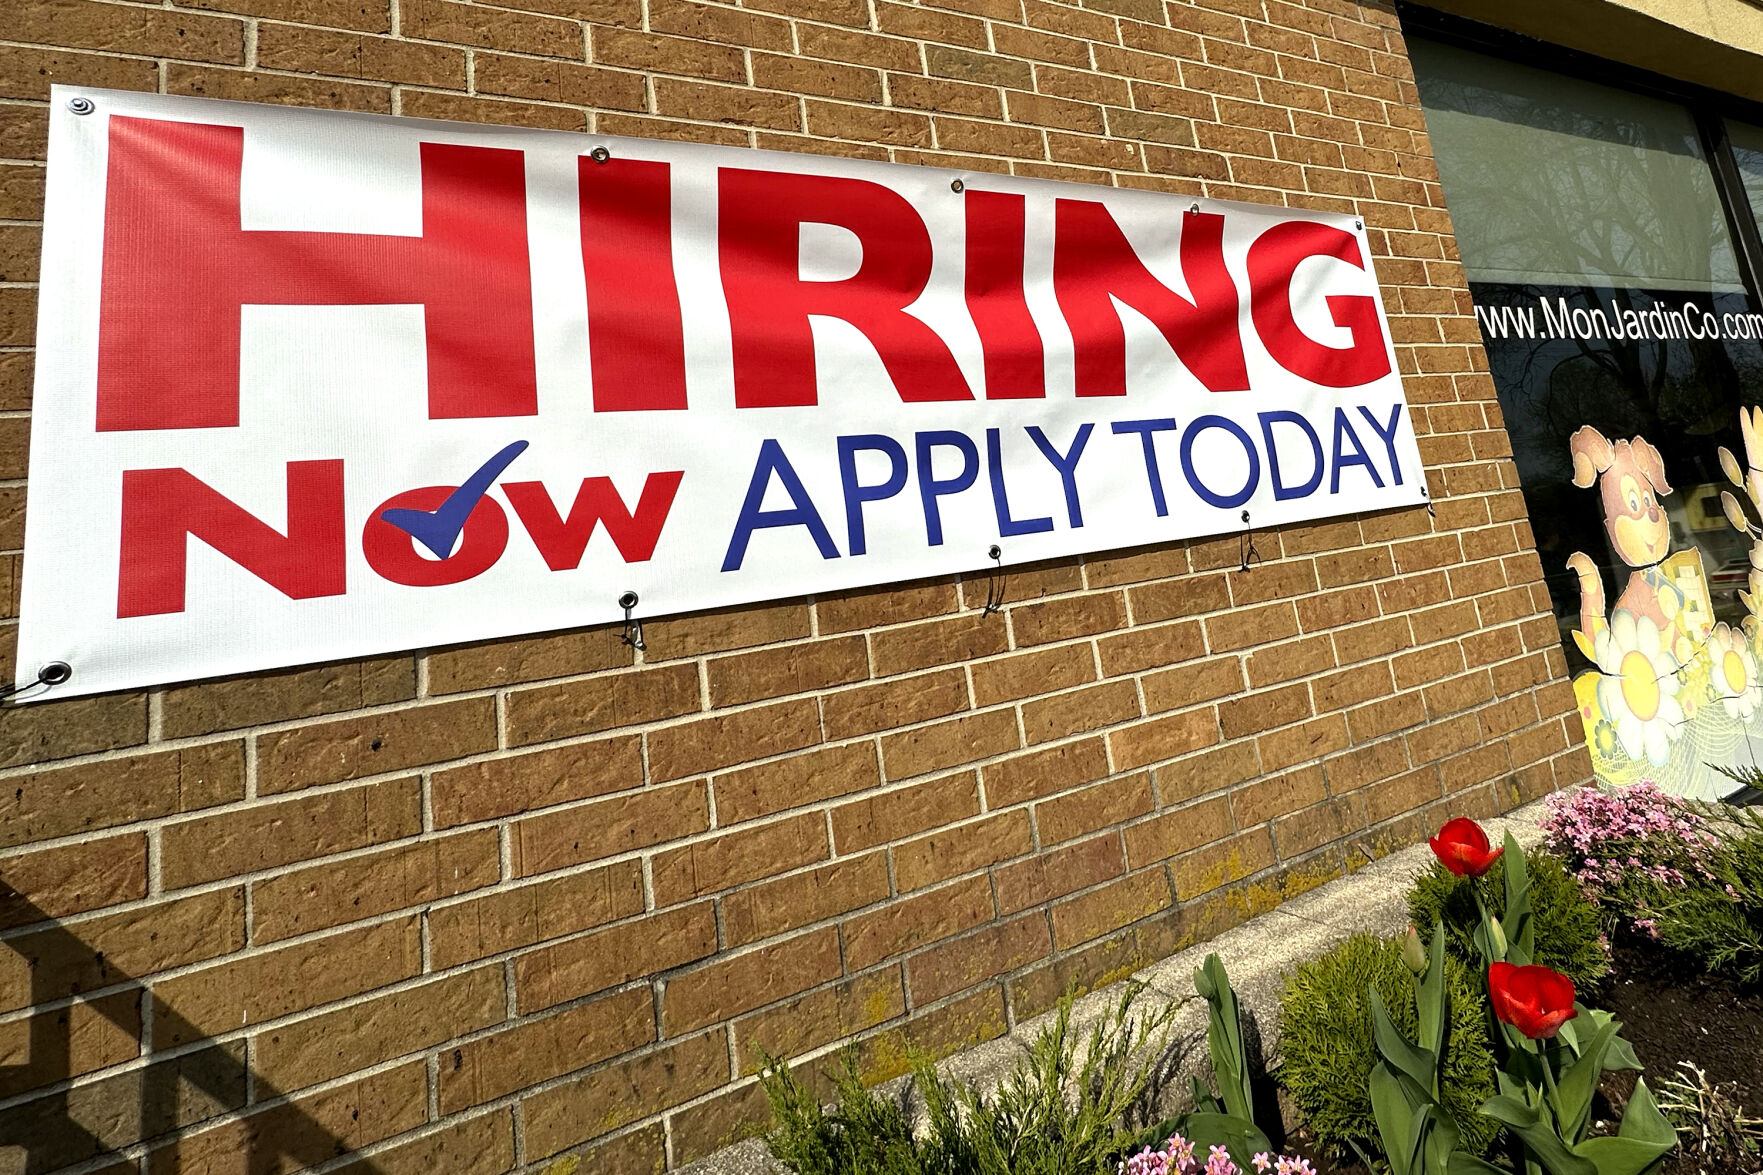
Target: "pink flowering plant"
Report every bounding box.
[1118,1133,1315,1175]
[1540,782,1719,936]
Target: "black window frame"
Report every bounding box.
[1394,2,1763,306]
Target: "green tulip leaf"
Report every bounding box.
[1556,1015,1618,1143]
[1371,987,1437,1091]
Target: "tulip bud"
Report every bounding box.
[1488,913,1508,959]
[1402,925,1427,975]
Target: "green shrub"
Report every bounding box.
[1407,849,1610,991]
[1279,933,1499,1162]
[759,982,1175,1175]
[1650,811,1763,989]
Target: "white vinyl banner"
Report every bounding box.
[20,87,1427,700]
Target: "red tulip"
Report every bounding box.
[1488,961,1578,1040]
[1429,818,1504,878]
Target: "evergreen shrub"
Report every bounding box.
[1278,933,1498,1162]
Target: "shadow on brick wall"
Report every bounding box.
[0,882,377,1175]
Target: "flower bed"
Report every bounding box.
[753,790,1763,1175]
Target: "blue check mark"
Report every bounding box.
[381,440,530,558]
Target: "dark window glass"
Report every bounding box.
[1411,34,1763,795]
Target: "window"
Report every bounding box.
[1406,15,1763,796]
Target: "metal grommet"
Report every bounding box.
[1355,220,1364,230]
[66,96,95,115]
[1190,202,1201,213]
[39,662,71,686]
[590,146,611,164]
[951,178,965,193]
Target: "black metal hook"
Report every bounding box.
[618,591,644,651]
[981,545,1005,615]
[1238,511,1261,573]
[0,661,71,704]
[1421,485,1436,519]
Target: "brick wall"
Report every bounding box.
[0,0,1590,1171]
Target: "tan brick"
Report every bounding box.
[522,1030,730,1159]
[0,990,140,1101]
[983,736,1110,806]
[1023,679,1140,743]
[514,903,717,1012]
[505,663,699,746]
[1127,573,1231,623]
[0,45,159,100]
[735,968,906,1070]
[652,811,828,905]
[1108,708,1219,771]
[708,636,868,707]
[657,77,802,129]
[1142,656,1244,714]
[893,810,1034,891]
[161,776,419,889]
[1049,868,1172,948]
[971,645,1096,706]
[871,612,1010,675]
[1219,681,1314,739]
[647,698,820,781]
[1173,827,1278,898]
[752,51,882,101]
[645,600,811,658]
[889,72,1005,118]
[330,1112,514,1175]
[664,927,841,1034]
[400,0,582,56]
[1010,592,1126,647]
[1231,766,1328,828]
[440,985,654,1113]
[151,916,419,1048]
[906,913,1051,1004]
[722,852,891,946]
[0,886,238,1015]
[255,967,504,1093]
[1036,774,1154,845]
[0,692,150,772]
[816,580,959,633]
[428,860,644,969]
[0,833,146,931]
[0,740,239,850]
[251,829,501,942]
[714,743,880,826]
[167,66,392,112]
[433,735,645,827]
[0,225,40,284]
[831,772,982,852]
[161,658,414,738]
[994,833,1123,916]
[1096,620,1206,677]
[11,0,243,62]
[147,1064,425,1174]
[1122,794,1234,868]
[256,24,465,85]
[256,699,495,793]
[881,708,1019,780]
[426,626,630,694]
[823,667,970,739]
[400,90,589,131]
[596,26,749,81]
[1259,713,1351,769]
[512,780,710,876]
[845,875,995,969]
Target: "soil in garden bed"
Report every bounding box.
[1599,935,1763,1175]
[1275,937,1763,1175]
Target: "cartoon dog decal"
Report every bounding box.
[1564,425,1684,644]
